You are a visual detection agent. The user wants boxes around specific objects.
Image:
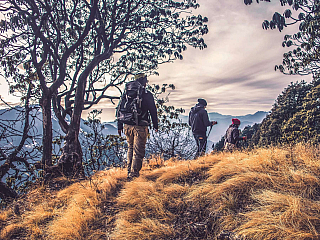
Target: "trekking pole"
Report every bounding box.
[198,125,213,155]
[207,125,213,139]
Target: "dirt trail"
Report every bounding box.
[85,185,123,239]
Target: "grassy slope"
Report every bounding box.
[1,145,320,240]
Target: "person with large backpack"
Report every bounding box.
[117,73,158,180]
[224,118,247,151]
[188,98,217,158]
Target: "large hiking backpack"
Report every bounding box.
[117,81,144,125]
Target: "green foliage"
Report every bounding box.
[215,80,320,149]
[248,0,320,78]
[251,80,320,146]
[244,0,320,146]
[256,81,311,145]
[238,123,261,149]
[213,136,225,152]
[281,80,320,144]
[0,0,209,114]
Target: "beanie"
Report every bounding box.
[134,73,146,80]
[135,73,147,82]
[232,118,241,125]
[198,98,207,106]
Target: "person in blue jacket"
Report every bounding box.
[188,98,217,158]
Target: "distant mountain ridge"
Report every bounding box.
[0,106,267,145]
[0,106,118,156]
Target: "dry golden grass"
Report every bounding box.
[0,209,12,222]
[2,144,320,239]
[239,190,320,238]
[113,144,320,239]
[0,223,24,239]
[46,169,127,240]
[0,169,127,240]
[113,218,174,240]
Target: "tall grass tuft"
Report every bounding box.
[0,169,127,239]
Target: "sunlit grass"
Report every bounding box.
[1,144,320,239]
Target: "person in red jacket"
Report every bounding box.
[224,118,247,151]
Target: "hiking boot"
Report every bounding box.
[128,172,139,180]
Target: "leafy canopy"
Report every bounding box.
[246,0,320,78]
[0,0,208,117]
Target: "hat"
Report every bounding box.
[232,118,241,125]
[198,98,207,106]
[135,73,147,85]
[135,73,146,80]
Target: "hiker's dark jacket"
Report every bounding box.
[188,103,211,136]
[225,124,242,144]
[117,89,158,130]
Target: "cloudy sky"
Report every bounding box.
[0,0,313,122]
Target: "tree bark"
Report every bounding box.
[57,54,112,178]
[57,126,84,177]
[0,181,17,199]
[40,92,53,168]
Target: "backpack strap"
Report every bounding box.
[191,111,199,128]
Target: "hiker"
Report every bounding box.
[224,118,247,151]
[188,98,217,158]
[117,73,158,179]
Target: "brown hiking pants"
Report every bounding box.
[124,124,148,176]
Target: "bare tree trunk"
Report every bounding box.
[57,55,111,177]
[56,72,88,177]
[40,93,53,168]
[58,126,84,177]
[0,182,17,199]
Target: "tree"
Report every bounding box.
[246,0,320,78]
[145,83,196,160]
[243,80,320,146]
[0,0,208,176]
[243,0,320,146]
[281,79,320,144]
[0,86,42,200]
[238,123,261,149]
[213,136,225,152]
[242,1,320,147]
[253,81,310,146]
[147,117,196,160]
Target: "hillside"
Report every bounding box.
[1,144,320,240]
